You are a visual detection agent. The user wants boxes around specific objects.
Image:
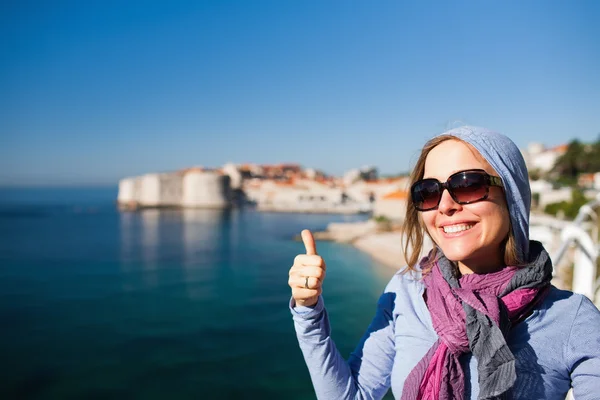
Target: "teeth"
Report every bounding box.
[443,224,474,233]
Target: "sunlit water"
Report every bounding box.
[0,188,398,399]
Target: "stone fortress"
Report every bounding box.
[117,168,231,210]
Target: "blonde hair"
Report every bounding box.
[402,135,524,273]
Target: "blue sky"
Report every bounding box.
[1,0,599,186]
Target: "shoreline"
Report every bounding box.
[352,231,406,269]
[305,220,433,270]
[352,230,434,270]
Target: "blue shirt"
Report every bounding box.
[291,270,600,399]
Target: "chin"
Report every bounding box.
[437,241,477,262]
[440,249,475,264]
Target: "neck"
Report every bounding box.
[458,258,505,275]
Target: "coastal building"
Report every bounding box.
[257,180,344,212]
[222,163,243,189]
[343,166,378,186]
[237,163,262,178]
[343,169,362,186]
[345,177,409,204]
[117,169,231,209]
[304,168,317,180]
[117,177,142,207]
[359,166,378,181]
[260,163,302,180]
[182,170,231,209]
[578,172,600,190]
[138,173,183,207]
[373,189,408,221]
[244,178,369,213]
[530,179,553,194]
[538,187,573,209]
[522,143,568,174]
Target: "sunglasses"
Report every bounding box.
[410,169,504,211]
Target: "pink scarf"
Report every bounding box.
[402,242,552,400]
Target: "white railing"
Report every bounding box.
[550,193,600,307]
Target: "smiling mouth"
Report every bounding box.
[442,224,475,234]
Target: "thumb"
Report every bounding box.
[301,229,318,256]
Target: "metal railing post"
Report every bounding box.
[550,193,600,305]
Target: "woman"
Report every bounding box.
[288,126,600,399]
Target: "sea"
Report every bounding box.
[0,187,398,400]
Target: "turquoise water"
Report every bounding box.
[0,188,397,399]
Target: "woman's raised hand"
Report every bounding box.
[288,229,326,307]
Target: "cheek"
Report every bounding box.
[420,212,437,236]
[478,202,510,238]
[493,195,511,236]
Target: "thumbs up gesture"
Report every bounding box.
[288,229,326,307]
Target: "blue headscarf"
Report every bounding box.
[438,126,531,261]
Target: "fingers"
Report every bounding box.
[293,254,326,270]
[288,273,324,289]
[289,265,325,281]
[301,229,317,255]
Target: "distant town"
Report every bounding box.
[117,140,600,223]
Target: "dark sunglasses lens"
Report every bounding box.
[448,172,488,203]
[412,180,441,210]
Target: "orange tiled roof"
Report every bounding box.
[274,178,297,187]
[550,144,568,153]
[364,178,404,185]
[381,190,408,200]
[180,166,204,174]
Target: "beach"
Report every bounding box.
[313,220,433,270]
[353,231,406,269]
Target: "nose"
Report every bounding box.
[437,188,462,215]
